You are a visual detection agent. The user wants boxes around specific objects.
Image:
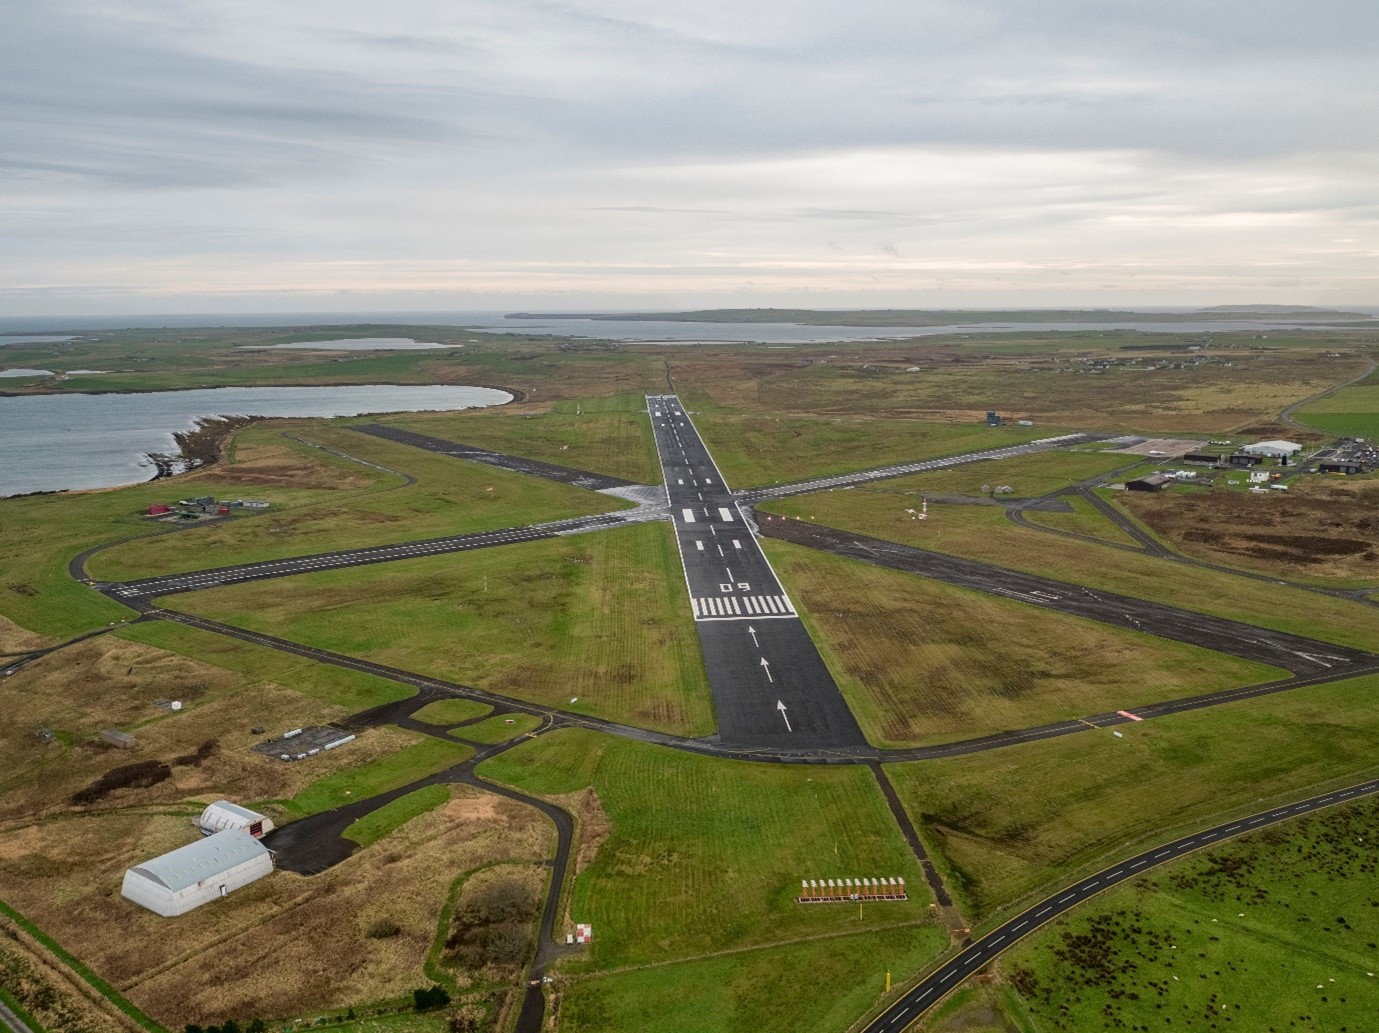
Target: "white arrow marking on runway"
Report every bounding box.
[748,626,758,647]
[777,699,792,732]
[760,657,773,682]
[1290,653,1334,670]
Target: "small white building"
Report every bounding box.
[121,830,273,917]
[1240,440,1302,458]
[197,800,274,839]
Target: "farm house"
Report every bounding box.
[121,829,273,917]
[197,800,274,838]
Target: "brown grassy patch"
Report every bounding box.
[217,435,378,491]
[0,634,423,824]
[0,614,53,654]
[0,918,133,1033]
[0,785,553,1027]
[442,863,546,977]
[1120,478,1379,583]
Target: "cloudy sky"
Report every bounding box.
[4,0,1377,316]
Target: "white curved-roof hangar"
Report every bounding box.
[122,829,273,917]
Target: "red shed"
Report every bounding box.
[148,504,170,516]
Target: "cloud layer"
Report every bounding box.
[3,0,1377,314]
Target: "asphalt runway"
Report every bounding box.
[734,432,1114,503]
[99,511,630,600]
[762,519,1378,676]
[648,393,866,748]
[351,423,639,491]
[865,776,1379,1032]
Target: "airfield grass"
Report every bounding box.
[1019,494,1143,546]
[1297,410,1379,439]
[116,619,415,709]
[763,540,1281,748]
[557,924,948,1033]
[1003,797,1379,1033]
[689,413,1047,489]
[478,728,936,971]
[883,672,1379,924]
[1296,379,1379,439]
[411,698,493,725]
[829,447,1139,502]
[269,736,472,819]
[454,713,543,743]
[377,392,662,484]
[0,425,380,636]
[0,630,419,825]
[0,785,552,1028]
[166,523,716,737]
[90,421,628,581]
[760,490,1379,651]
[343,783,452,847]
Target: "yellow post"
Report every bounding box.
[886,971,892,994]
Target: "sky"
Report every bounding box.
[3,0,1378,316]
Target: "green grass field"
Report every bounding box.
[559,924,948,1033]
[411,698,493,725]
[760,491,1379,651]
[270,736,472,819]
[116,619,415,709]
[454,713,543,743]
[90,423,629,581]
[343,783,452,847]
[1019,494,1142,546]
[0,427,378,636]
[1002,796,1379,1033]
[377,393,661,484]
[690,414,1048,489]
[477,729,936,972]
[1296,410,1379,438]
[884,672,1379,924]
[871,447,1140,500]
[764,540,1282,747]
[166,523,717,736]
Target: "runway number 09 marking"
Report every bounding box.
[721,583,751,592]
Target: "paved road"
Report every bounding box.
[1279,355,1378,429]
[648,394,867,748]
[762,518,1379,676]
[733,432,1114,503]
[351,423,639,491]
[97,512,634,600]
[0,1000,36,1033]
[863,775,1379,1031]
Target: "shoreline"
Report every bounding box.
[0,381,525,401]
[0,383,523,499]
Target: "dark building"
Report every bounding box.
[986,411,1001,426]
[1318,460,1366,475]
[1227,453,1265,467]
[1181,452,1221,465]
[1127,473,1173,492]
